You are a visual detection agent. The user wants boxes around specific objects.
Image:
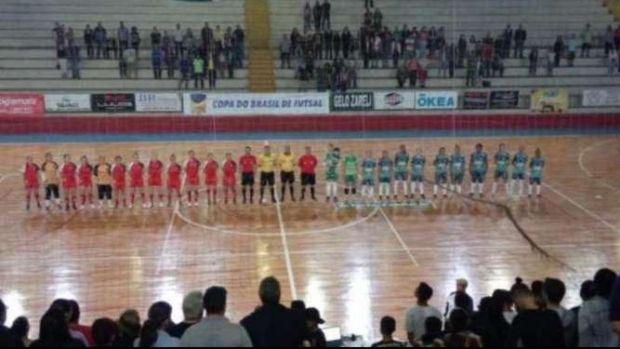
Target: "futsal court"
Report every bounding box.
[0,134,618,340]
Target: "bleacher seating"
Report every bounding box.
[0,0,248,92]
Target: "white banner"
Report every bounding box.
[582,89,620,107]
[183,93,208,115]
[207,93,330,116]
[374,91,415,110]
[44,94,91,112]
[135,93,182,112]
[415,91,458,110]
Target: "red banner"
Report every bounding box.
[0,94,44,117]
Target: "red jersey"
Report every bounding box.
[23,163,40,189]
[112,163,126,190]
[203,160,219,186]
[185,158,201,186]
[129,161,145,188]
[239,154,257,174]
[298,154,318,174]
[148,160,163,186]
[78,163,93,187]
[222,160,237,187]
[167,162,182,189]
[60,162,78,189]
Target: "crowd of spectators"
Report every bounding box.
[3,268,620,347]
[52,21,245,89]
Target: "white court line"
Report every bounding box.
[379,208,419,267]
[578,139,618,191]
[274,199,298,300]
[155,178,186,275]
[544,182,620,234]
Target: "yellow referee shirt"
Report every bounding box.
[258,154,276,173]
[278,153,295,173]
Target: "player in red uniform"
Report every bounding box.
[222,153,238,205]
[184,150,201,207]
[59,154,78,211]
[22,156,41,210]
[78,155,95,209]
[148,153,165,208]
[167,154,183,207]
[128,152,147,208]
[239,146,257,204]
[112,156,127,209]
[298,146,319,201]
[203,153,219,205]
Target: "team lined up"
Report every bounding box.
[20,143,545,211]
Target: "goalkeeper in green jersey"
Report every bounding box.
[343,150,359,201]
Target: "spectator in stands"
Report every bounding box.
[10,317,30,347]
[405,282,442,345]
[342,27,352,59]
[396,63,407,88]
[528,47,538,76]
[604,25,615,57]
[183,28,196,57]
[68,45,81,80]
[544,48,554,76]
[214,25,224,55]
[31,309,85,348]
[507,286,565,347]
[414,317,444,347]
[164,44,176,79]
[457,34,467,68]
[553,36,565,67]
[305,308,326,347]
[465,54,476,87]
[125,47,138,79]
[53,22,66,58]
[207,54,217,89]
[445,279,474,319]
[136,302,178,347]
[502,24,513,59]
[371,316,405,348]
[544,278,577,346]
[579,268,619,347]
[84,24,94,59]
[180,287,251,347]
[565,34,577,67]
[106,32,118,60]
[217,50,227,81]
[371,34,382,68]
[115,309,141,347]
[130,27,141,58]
[150,27,162,48]
[68,300,92,346]
[492,54,505,78]
[615,24,620,51]
[405,57,418,88]
[233,25,245,68]
[118,22,129,58]
[201,22,213,56]
[173,24,184,58]
[178,54,191,89]
[443,309,482,347]
[333,30,342,60]
[152,46,163,79]
[193,55,205,89]
[313,1,322,31]
[92,318,119,347]
[279,34,291,69]
[321,0,331,31]
[608,47,619,75]
[581,23,593,58]
[481,38,494,78]
[241,276,307,347]
[323,30,333,60]
[374,8,383,31]
[168,292,203,339]
[94,22,107,59]
[417,60,428,88]
[514,24,527,58]
[303,2,312,33]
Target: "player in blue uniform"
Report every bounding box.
[528,148,545,198]
[393,144,410,201]
[469,143,488,198]
[492,143,511,197]
[410,148,426,200]
[511,146,529,197]
[450,145,466,194]
[433,147,451,199]
[361,151,377,202]
[378,151,393,201]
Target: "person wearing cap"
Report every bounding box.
[444,279,474,318]
[404,282,442,345]
[168,291,203,338]
[180,287,251,347]
[306,308,326,347]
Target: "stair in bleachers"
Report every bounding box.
[246,0,276,92]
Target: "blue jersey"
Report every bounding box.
[411,155,426,176]
[451,154,466,175]
[434,154,450,174]
[378,158,393,181]
[394,152,410,174]
[495,151,511,172]
[512,152,529,175]
[470,152,488,174]
[530,157,545,179]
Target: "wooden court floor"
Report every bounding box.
[0,135,619,341]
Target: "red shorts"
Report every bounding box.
[113,181,126,191]
[167,180,181,190]
[130,178,144,188]
[148,177,162,187]
[24,181,39,190]
[187,176,200,186]
[206,177,217,186]
[223,176,236,187]
[63,179,77,189]
[79,180,92,188]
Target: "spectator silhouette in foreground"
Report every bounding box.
[135,302,179,348]
[169,291,203,339]
[30,309,85,348]
[405,282,442,345]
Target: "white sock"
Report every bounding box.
[45,200,50,208]
[518,181,524,196]
[528,185,533,196]
[368,186,374,197]
[456,185,462,194]
[470,183,476,194]
[442,186,448,196]
[410,182,416,195]
[418,183,425,195]
[478,183,484,194]
[326,183,332,198]
[492,182,498,194]
[433,185,438,195]
[505,183,510,196]
[536,185,541,195]
[449,184,455,191]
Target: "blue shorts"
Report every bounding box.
[495,170,509,181]
[379,177,391,184]
[411,174,424,182]
[362,179,374,186]
[394,172,408,181]
[512,172,526,180]
[471,172,486,183]
[435,172,448,184]
[530,177,542,185]
[451,172,464,184]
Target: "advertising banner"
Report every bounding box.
[91,93,135,113]
[373,91,415,110]
[209,93,330,115]
[414,91,457,110]
[463,91,490,110]
[135,93,182,112]
[183,93,208,115]
[530,89,569,113]
[0,94,44,117]
[582,89,620,107]
[489,90,519,109]
[331,92,374,111]
[45,94,91,112]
